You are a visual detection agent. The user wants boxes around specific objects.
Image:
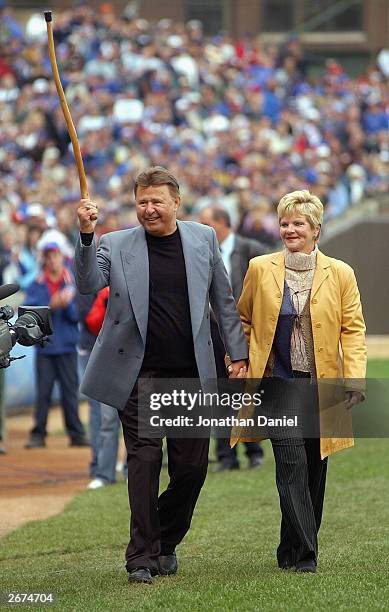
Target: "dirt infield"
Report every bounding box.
[0,403,93,538]
[366,335,389,358]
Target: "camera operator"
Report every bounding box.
[0,369,5,453]
[24,242,89,449]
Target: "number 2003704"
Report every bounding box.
[0,593,55,604]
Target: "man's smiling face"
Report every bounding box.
[135,184,180,237]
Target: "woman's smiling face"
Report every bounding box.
[279,214,319,254]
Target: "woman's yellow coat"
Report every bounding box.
[231,250,367,458]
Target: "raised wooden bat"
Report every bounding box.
[44,11,97,220]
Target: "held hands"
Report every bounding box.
[77,199,99,233]
[228,360,247,379]
[344,390,365,410]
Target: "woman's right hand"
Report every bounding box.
[77,199,99,233]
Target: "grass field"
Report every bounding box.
[0,362,388,611]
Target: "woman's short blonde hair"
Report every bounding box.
[277,190,324,228]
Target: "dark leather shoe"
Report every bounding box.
[278,556,294,569]
[128,567,153,584]
[70,436,90,447]
[212,461,239,473]
[249,454,263,469]
[25,435,45,449]
[158,552,178,575]
[295,558,317,573]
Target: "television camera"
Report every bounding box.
[0,284,53,368]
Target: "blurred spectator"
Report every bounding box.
[0,2,23,42]
[238,201,279,247]
[362,95,388,135]
[15,225,43,290]
[0,230,13,285]
[199,206,266,471]
[0,369,5,454]
[346,163,366,205]
[24,242,88,448]
[76,287,126,488]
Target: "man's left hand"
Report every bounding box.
[228,360,247,378]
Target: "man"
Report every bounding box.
[199,206,267,471]
[76,288,127,489]
[0,369,5,454]
[25,242,88,448]
[75,166,248,584]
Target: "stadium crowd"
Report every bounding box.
[1,1,389,283]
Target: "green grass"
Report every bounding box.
[0,361,388,611]
[367,359,389,378]
[1,439,388,611]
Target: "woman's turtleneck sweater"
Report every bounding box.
[284,246,317,373]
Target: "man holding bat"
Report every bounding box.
[75,166,248,584]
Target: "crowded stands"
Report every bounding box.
[1,1,389,283]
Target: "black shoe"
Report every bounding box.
[295,558,317,573]
[278,559,294,570]
[249,454,263,469]
[158,552,178,575]
[25,435,45,449]
[127,567,153,584]
[70,436,90,447]
[213,461,240,473]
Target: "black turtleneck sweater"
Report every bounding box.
[142,229,196,370]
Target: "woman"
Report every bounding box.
[232,190,366,573]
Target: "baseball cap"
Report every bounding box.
[42,241,61,253]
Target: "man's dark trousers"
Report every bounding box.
[119,368,209,574]
[32,352,86,440]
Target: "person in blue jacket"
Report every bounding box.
[24,242,88,448]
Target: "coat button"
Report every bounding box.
[318,347,323,352]
[208,340,211,346]
[312,298,317,304]
[115,292,120,297]
[316,323,321,328]
[114,320,119,325]
[118,348,124,354]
